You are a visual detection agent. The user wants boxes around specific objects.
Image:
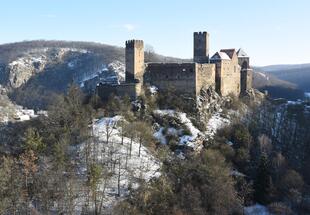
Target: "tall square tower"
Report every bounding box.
[125,40,145,83]
[194,32,209,63]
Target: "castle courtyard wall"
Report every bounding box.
[147,63,197,96]
[195,63,216,96]
[215,60,241,96]
[97,82,142,100]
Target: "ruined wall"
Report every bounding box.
[195,63,216,96]
[125,40,144,83]
[147,63,197,95]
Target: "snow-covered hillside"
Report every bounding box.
[75,116,160,212]
[153,110,230,153]
[80,61,125,89]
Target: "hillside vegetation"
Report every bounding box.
[0,40,184,109]
[252,67,305,100]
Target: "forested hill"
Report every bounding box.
[252,68,305,100]
[260,64,310,92]
[0,40,184,109]
[254,63,310,99]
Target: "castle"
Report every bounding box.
[97,31,253,100]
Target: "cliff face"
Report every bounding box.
[0,43,126,109]
[2,48,102,89]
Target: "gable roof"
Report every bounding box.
[237,48,248,58]
[220,49,236,59]
[211,51,231,60]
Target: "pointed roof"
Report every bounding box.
[237,48,248,58]
[211,51,231,60]
[220,49,236,59]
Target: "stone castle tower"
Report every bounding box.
[125,40,145,83]
[193,32,209,63]
[237,49,253,93]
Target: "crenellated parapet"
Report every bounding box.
[125,40,144,48]
[194,31,208,36]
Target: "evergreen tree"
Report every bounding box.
[254,154,272,204]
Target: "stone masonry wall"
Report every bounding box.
[147,63,197,96]
[215,60,241,96]
[195,63,216,96]
[97,82,142,100]
[125,40,144,83]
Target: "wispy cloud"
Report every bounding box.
[123,24,136,32]
[108,23,138,32]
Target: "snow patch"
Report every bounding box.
[79,61,125,88]
[244,204,270,215]
[153,110,202,150]
[148,85,158,95]
[205,113,230,140]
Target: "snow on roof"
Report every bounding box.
[220,49,236,59]
[237,48,248,57]
[211,51,231,60]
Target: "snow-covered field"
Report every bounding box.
[75,116,161,212]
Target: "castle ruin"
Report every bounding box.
[97,31,253,100]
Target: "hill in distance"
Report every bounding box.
[0,40,308,109]
[258,64,310,92]
[0,40,186,109]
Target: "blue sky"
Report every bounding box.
[0,0,309,66]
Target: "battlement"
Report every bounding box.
[126,40,144,48]
[194,31,209,36]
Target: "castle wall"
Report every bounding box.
[147,63,197,96]
[195,63,216,95]
[147,63,216,96]
[97,83,142,100]
[215,60,241,96]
